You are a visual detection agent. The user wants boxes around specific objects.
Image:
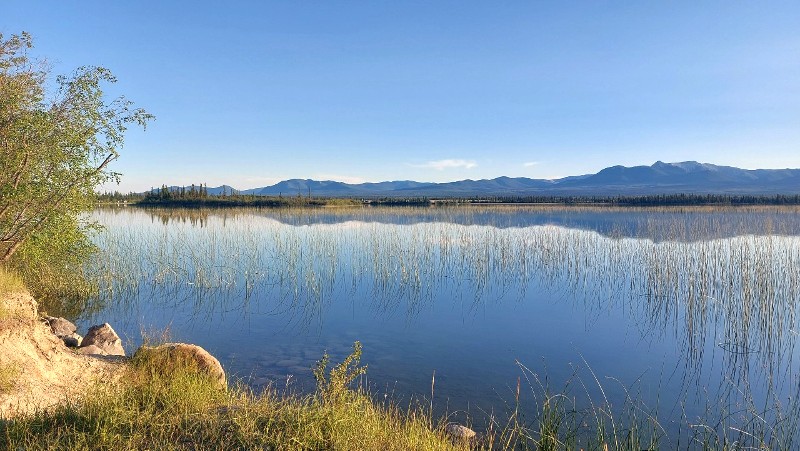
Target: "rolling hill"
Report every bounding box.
[158,162,800,197]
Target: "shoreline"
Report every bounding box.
[0,287,479,449]
[98,192,800,209]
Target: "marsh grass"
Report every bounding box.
[7,257,100,320]
[4,217,103,318]
[479,361,663,451]
[474,358,800,450]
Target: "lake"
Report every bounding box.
[81,205,800,445]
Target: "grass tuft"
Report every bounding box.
[0,342,466,451]
[0,266,25,297]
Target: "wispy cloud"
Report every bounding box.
[412,159,478,171]
[523,161,540,167]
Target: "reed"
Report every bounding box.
[77,205,800,447]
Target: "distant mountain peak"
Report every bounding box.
[151,161,800,197]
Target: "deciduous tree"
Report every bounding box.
[0,32,152,264]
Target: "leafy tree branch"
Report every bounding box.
[0,32,152,264]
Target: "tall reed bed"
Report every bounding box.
[81,206,800,447]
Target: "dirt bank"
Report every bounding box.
[0,291,123,417]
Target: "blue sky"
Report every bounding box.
[3,1,799,192]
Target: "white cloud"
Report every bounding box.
[523,161,540,167]
[412,159,478,171]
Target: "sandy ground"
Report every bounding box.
[0,291,124,418]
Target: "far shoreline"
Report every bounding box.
[97,192,800,209]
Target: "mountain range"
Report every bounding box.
[189,161,800,197]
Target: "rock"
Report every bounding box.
[62,333,82,348]
[45,316,77,338]
[80,323,125,356]
[134,343,226,389]
[75,344,108,355]
[44,317,82,347]
[445,423,477,442]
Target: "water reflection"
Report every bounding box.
[110,204,800,240]
[85,206,800,441]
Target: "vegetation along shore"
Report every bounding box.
[100,188,800,209]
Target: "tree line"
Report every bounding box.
[97,190,800,208]
[466,193,800,206]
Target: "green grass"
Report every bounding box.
[0,266,25,297]
[9,259,99,318]
[0,342,467,451]
[0,266,26,320]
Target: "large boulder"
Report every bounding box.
[79,323,125,356]
[134,343,226,389]
[45,317,76,337]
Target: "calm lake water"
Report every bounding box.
[82,205,800,441]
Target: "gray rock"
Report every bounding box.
[62,333,82,348]
[80,323,125,356]
[46,316,77,337]
[134,343,226,389]
[445,423,477,442]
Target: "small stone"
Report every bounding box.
[46,317,77,337]
[445,423,476,441]
[80,323,125,356]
